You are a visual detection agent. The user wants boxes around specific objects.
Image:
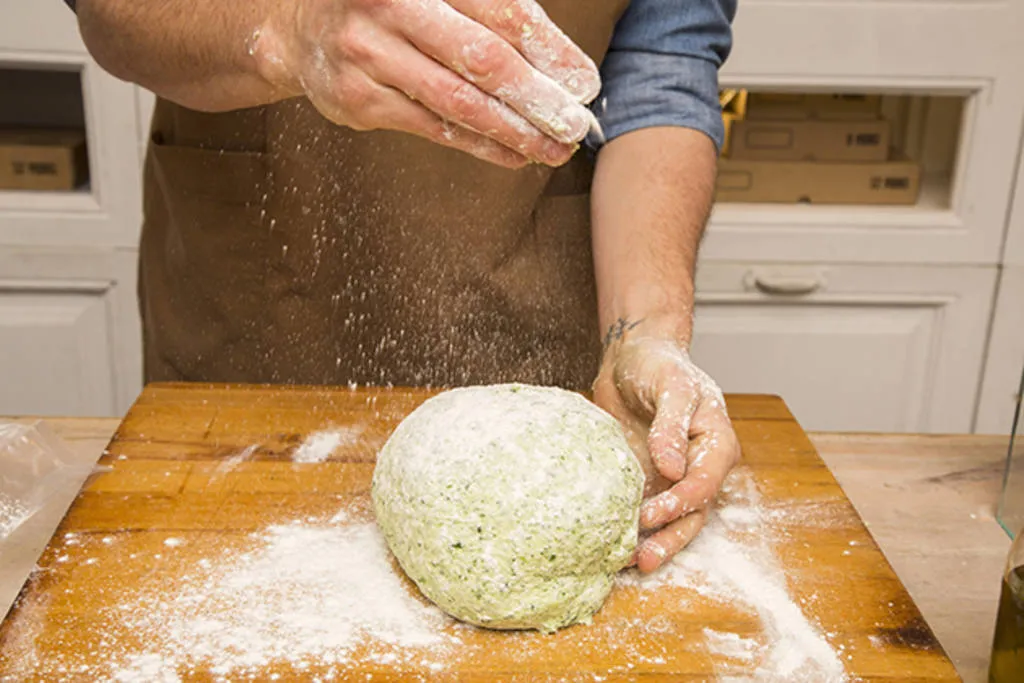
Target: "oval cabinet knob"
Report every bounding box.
[744,270,827,296]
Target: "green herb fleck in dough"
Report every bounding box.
[371,383,644,633]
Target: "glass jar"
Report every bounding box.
[997,364,1024,534]
[990,364,1024,682]
[989,529,1024,683]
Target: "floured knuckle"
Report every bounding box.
[461,37,513,82]
[441,80,484,124]
[423,118,456,145]
[334,24,376,64]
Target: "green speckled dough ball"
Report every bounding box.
[371,383,644,633]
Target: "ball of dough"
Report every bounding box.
[371,383,644,633]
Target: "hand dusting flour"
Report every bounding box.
[5,468,849,682]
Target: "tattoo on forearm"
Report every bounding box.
[603,317,644,347]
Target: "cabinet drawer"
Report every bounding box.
[690,263,996,433]
[0,249,141,417]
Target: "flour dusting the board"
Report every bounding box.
[2,467,845,682]
[0,385,960,682]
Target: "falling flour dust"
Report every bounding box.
[3,468,849,682]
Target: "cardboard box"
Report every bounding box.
[715,157,921,205]
[0,129,88,191]
[746,93,882,121]
[729,119,891,162]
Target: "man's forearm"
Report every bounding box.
[77,0,293,111]
[590,126,717,347]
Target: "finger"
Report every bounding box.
[647,387,701,483]
[639,427,740,530]
[395,0,592,144]
[310,72,530,168]
[446,0,601,102]
[636,509,709,574]
[365,36,575,165]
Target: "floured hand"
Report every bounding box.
[593,325,742,573]
[249,0,599,168]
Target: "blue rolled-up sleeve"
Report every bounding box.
[594,0,737,153]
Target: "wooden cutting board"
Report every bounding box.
[0,383,960,681]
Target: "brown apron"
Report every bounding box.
[139,0,629,390]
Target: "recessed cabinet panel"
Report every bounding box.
[0,249,142,417]
[691,263,996,433]
[0,284,115,416]
[692,303,935,432]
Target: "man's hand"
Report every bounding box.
[593,324,741,574]
[252,0,599,168]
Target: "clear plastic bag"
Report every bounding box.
[0,421,98,541]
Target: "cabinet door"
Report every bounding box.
[708,0,1024,266]
[0,249,141,417]
[690,263,995,433]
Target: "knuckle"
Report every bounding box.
[338,81,380,129]
[425,119,457,145]
[442,81,483,123]
[461,38,510,81]
[334,21,375,64]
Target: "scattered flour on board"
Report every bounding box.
[619,470,847,682]
[292,426,364,463]
[107,513,453,681]
[6,467,849,681]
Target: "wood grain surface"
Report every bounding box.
[0,383,963,681]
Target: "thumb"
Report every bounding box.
[646,389,697,483]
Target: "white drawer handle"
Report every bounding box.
[748,273,825,296]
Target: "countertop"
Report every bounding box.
[0,416,1012,681]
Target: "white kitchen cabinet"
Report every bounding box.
[690,263,996,433]
[0,248,141,417]
[708,0,1024,266]
[0,4,145,417]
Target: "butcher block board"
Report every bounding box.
[0,383,960,681]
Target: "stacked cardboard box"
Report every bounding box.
[716,93,922,205]
[0,129,89,191]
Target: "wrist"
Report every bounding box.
[248,5,305,100]
[601,311,693,351]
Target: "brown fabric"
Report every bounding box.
[139,0,629,390]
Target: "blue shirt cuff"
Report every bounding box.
[593,51,725,154]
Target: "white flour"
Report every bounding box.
[108,515,453,681]
[7,467,847,682]
[620,470,847,682]
[292,426,364,463]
